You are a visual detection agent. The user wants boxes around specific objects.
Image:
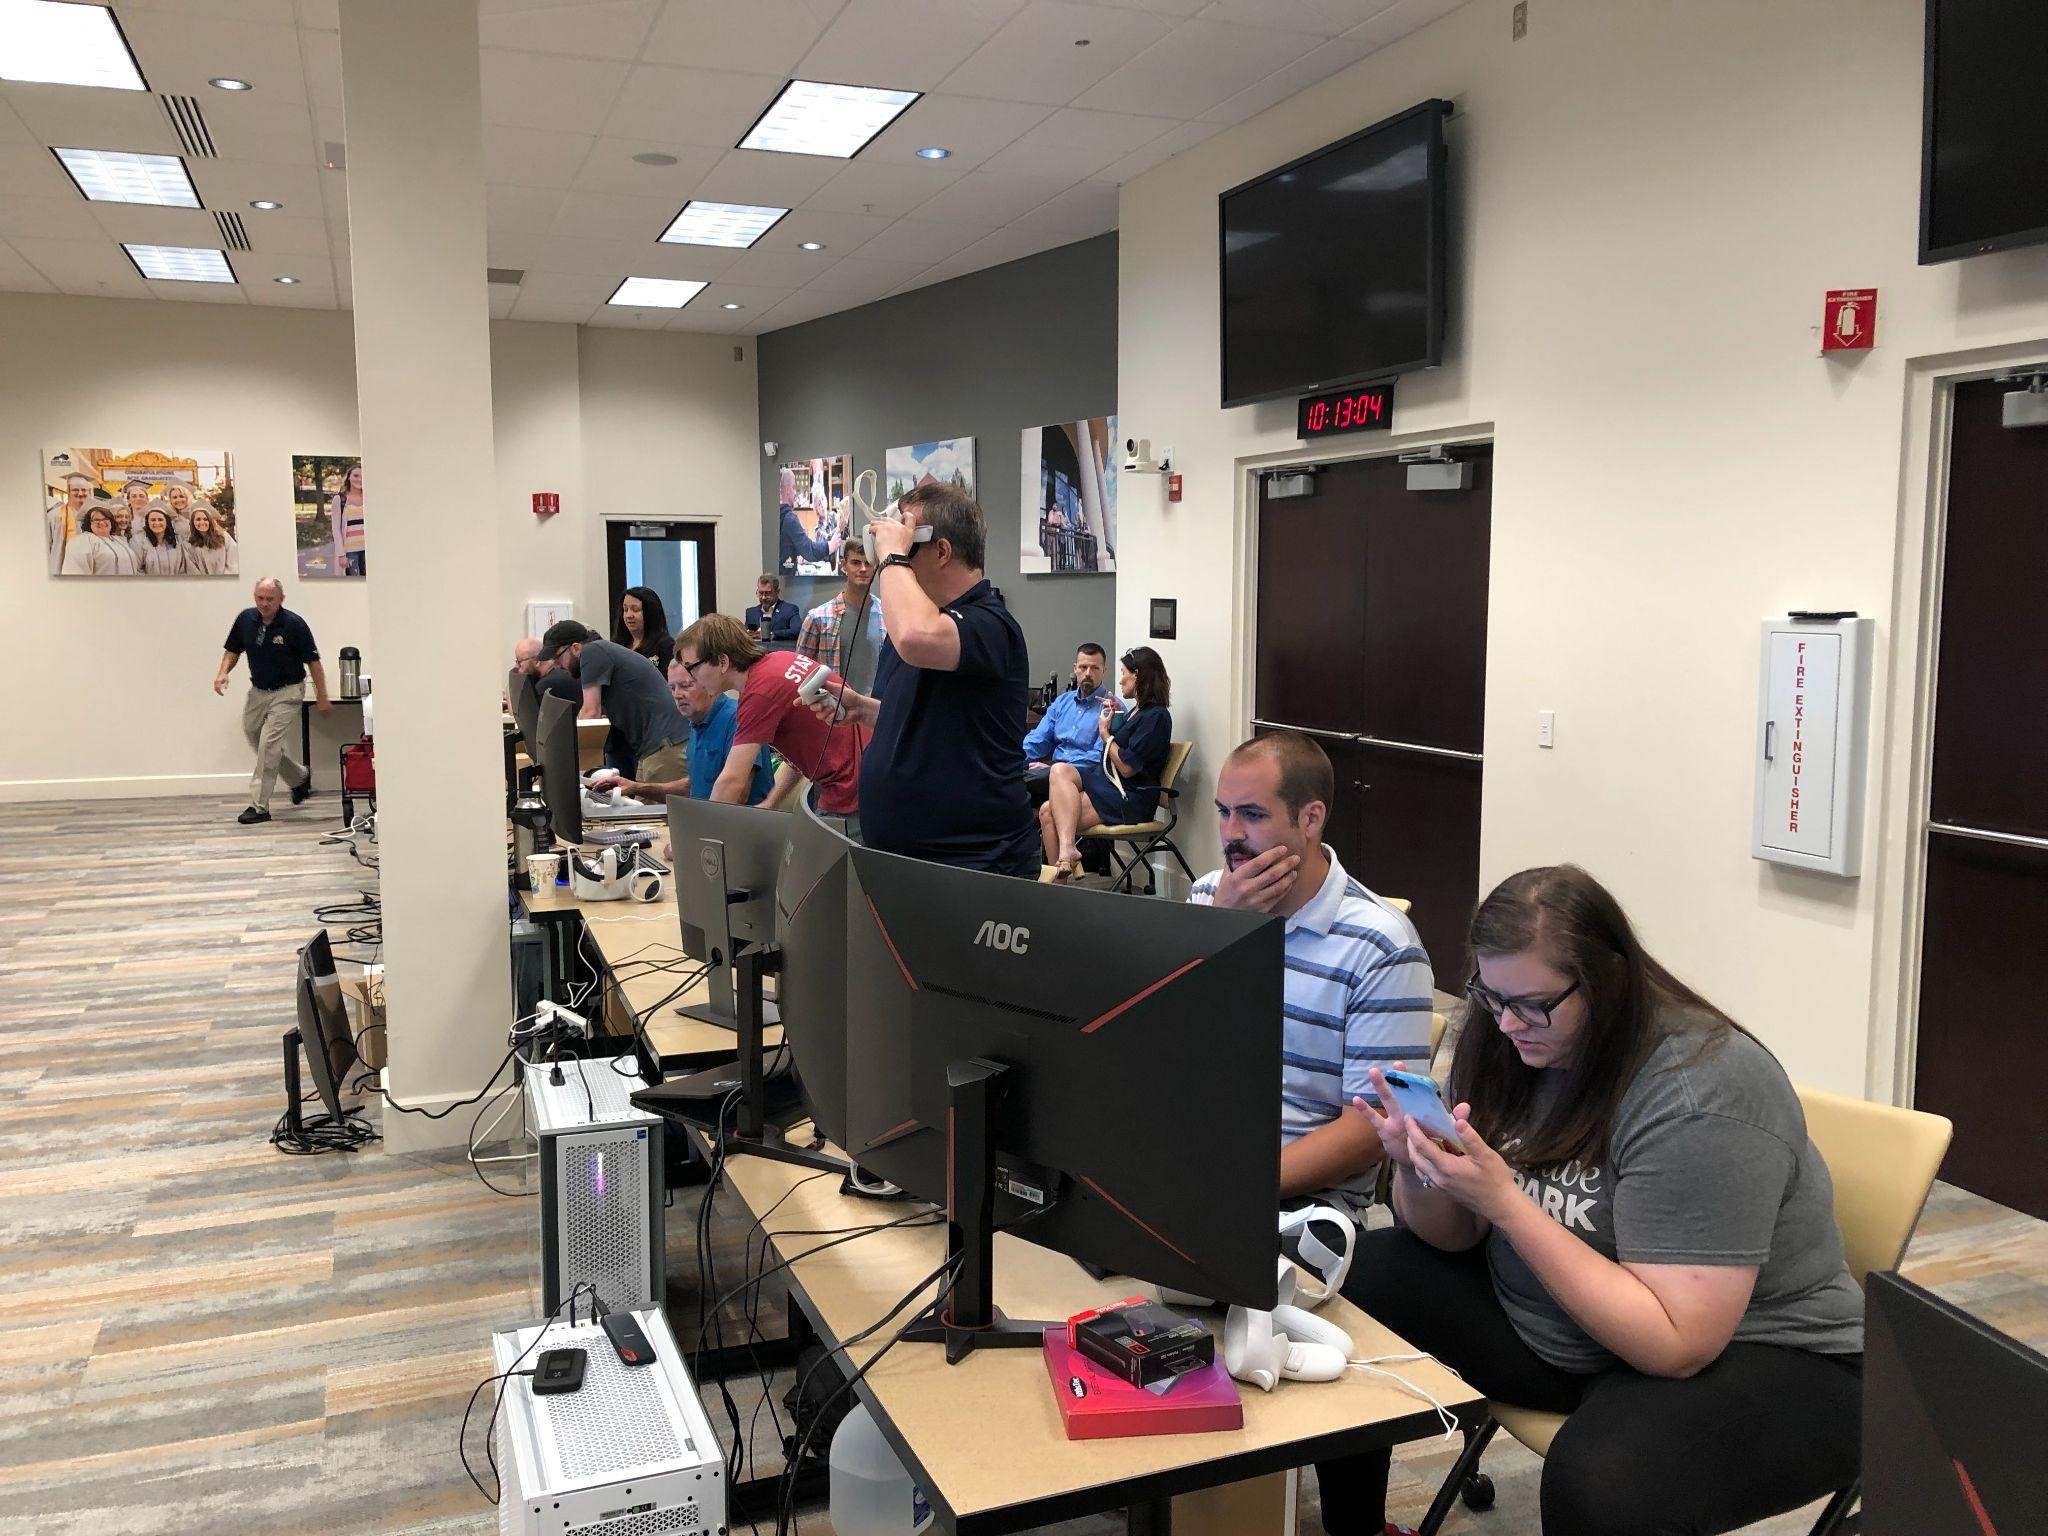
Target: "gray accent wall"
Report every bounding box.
[755,233,1117,687]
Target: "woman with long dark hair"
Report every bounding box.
[136,505,182,575]
[613,586,674,673]
[1317,864,1864,1536]
[1039,645,1172,880]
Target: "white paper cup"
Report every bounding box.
[526,853,560,891]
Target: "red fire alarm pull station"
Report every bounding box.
[1167,473,1183,503]
[532,492,560,516]
[1822,289,1876,352]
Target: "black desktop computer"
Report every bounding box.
[813,840,1283,1361]
[1863,1269,2048,1531]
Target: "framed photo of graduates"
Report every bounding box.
[43,445,238,578]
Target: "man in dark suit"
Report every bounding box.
[743,573,802,646]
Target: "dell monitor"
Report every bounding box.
[667,796,787,1030]
[833,843,1283,1360]
[509,667,541,752]
[292,930,359,1123]
[535,690,583,845]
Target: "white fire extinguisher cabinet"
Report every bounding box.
[1752,615,1873,877]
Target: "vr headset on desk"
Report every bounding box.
[570,842,665,903]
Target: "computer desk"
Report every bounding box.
[707,1131,1483,1536]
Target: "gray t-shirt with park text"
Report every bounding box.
[1485,1020,1865,1373]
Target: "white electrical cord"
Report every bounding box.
[1345,1352,1463,1441]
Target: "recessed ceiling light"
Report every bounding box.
[659,200,788,249]
[0,2,147,91]
[609,276,707,309]
[274,276,299,285]
[249,199,282,210]
[52,147,200,208]
[721,302,743,310]
[125,243,235,283]
[798,241,825,252]
[632,151,680,167]
[916,146,950,160]
[738,79,920,160]
[209,76,252,91]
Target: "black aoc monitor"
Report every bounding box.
[666,795,786,1030]
[1863,1269,2048,1531]
[775,792,856,1147]
[293,929,358,1123]
[1919,0,2048,263]
[832,843,1283,1358]
[535,690,583,845]
[509,667,541,751]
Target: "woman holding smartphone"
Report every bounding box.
[1039,646,1172,880]
[1319,865,1863,1536]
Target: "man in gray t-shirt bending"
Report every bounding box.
[538,621,690,789]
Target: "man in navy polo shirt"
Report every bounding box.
[214,576,331,825]
[819,484,1039,876]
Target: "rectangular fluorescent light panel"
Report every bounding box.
[609,277,707,309]
[738,80,920,159]
[124,243,235,283]
[658,200,787,249]
[54,147,200,207]
[0,1,147,90]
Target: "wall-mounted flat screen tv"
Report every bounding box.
[1219,99,1450,409]
[1920,0,2048,263]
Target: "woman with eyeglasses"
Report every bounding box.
[1038,646,1171,881]
[1315,864,1863,1536]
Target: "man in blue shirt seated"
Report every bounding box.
[744,573,802,646]
[588,657,775,807]
[1021,642,1110,807]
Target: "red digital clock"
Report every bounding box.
[1297,383,1395,438]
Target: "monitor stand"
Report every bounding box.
[674,950,782,1030]
[901,1059,1054,1365]
[280,1026,309,1143]
[718,945,845,1175]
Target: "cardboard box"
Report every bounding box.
[340,966,386,1071]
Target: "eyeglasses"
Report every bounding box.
[678,657,710,679]
[1465,973,1581,1029]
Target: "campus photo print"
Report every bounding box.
[293,454,366,578]
[43,444,239,578]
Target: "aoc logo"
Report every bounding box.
[973,920,1029,954]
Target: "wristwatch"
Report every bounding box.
[879,552,916,572]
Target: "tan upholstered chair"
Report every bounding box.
[1079,740,1196,895]
[1414,1086,1953,1535]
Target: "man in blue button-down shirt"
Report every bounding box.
[1021,643,1110,804]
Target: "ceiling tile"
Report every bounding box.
[191,159,325,214]
[1199,0,1397,33]
[797,0,1026,91]
[480,0,662,61]
[118,0,296,21]
[799,253,931,296]
[513,232,742,281]
[0,193,101,242]
[754,287,865,331]
[0,102,33,145]
[244,213,333,256]
[1343,0,1468,55]
[145,277,251,304]
[860,93,1052,170]
[1073,18,1321,117]
[939,0,1177,107]
[720,248,841,289]
[488,183,572,237]
[908,169,1075,226]
[86,204,224,246]
[842,216,990,264]
[300,28,343,109]
[642,0,841,75]
[1087,0,1207,13]
[762,206,895,254]
[482,50,632,135]
[0,146,68,199]
[484,126,600,189]
[236,248,334,294]
[805,160,964,218]
[690,280,798,314]
[692,148,844,207]
[669,302,757,333]
[202,99,321,166]
[511,294,605,323]
[1197,32,1373,124]
[509,269,616,321]
[601,64,783,147]
[0,239,58,293]
[1093,116,1220,181]
[10,238,153,299]
[569,138,722,195]
[4,85,182,155]
[117,16,308,102]
[1008,177,1118,233]
[912,222,1078,283]
[979,105,1177,180]
[297,0,340,29]
[488,284,520,319]
[587,302,678,328]
[552,189,678,243]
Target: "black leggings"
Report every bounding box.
[1316,1226,1862,1536]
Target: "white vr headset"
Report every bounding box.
[569,844,664,903]
[1156,1203,1360,1392]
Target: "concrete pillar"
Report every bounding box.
[339,0,509,1149]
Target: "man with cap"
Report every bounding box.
[538,620,690,799]
[214,577,331,824]
[514,636,582,707]
[46,454,96,575]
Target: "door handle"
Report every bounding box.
[1764,721,1775,763]
[1926,822,2048,853]
[1357,735,1485,764]
[1249,719,1360,744]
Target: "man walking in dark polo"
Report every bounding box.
[214,576,331,825]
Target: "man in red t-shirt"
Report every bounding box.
[676,613,867,815]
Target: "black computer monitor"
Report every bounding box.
[509,666,541,750]
[535,690,582,845]
[833,843,1283,1360]
[294,930,358,1122]
[1864,1269,2048,1531]
[776,792,855,1146]
[667,796,787,1030]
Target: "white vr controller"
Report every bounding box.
[796,664,846,723]
[1223,1298,1356,1392]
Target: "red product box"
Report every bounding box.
[1041,1327,1244,1441]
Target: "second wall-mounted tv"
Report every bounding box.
[1920,0,2048,264]
[1219,99,1450,409]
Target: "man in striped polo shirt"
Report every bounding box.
[1190,732,1434,1213]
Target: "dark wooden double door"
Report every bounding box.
[1253,450,1491,991]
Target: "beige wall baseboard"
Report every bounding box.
[375,1082,475,1155]
[0,773,251,803]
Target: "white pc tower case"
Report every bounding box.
[493,1307,726,1536]
[526,1057,665,1315]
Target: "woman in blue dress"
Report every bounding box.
[1041,646,1172,881]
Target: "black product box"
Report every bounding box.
[1069,1300,1215,1388]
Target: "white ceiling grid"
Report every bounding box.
[0,0,1467,331]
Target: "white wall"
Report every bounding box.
[0,295,761,797]
[1113,0,2048,1095]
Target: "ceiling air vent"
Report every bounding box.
[487,268,525,286]
[161,95,217,158]
[214,211,251,251]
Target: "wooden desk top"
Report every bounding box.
[716,1146,1481,1533]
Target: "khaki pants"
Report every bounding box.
[243,681,306,809]
[635,740,689,797]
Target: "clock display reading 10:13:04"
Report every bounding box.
[1296,383,1396,439]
